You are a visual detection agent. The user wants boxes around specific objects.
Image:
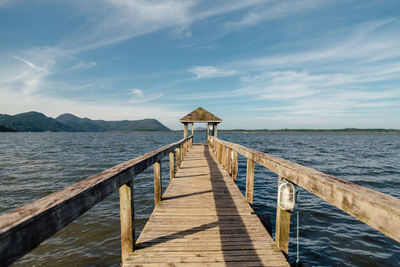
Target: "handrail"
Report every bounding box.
[0,136,193,266]
[208,136,400,253]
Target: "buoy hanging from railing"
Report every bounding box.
[278,181,297,211]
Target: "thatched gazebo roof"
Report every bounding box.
[180,107,222,124]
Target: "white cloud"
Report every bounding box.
[130,89,144,98]
[129,93,164,104]
[189,66,238,79]
[69,61,97,71]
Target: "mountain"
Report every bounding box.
[0,111,170,132]
[0,112,74,132]
[56,113,170,132]
[55,113,103,132]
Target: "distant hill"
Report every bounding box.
[56,113,170,132]
[0,125,17,132]
[0,112,74,132]
[0,112,170,132]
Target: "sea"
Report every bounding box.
[0,131,399,266]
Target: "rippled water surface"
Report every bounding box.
[1,132,399,266]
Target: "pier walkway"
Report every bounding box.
[1,106,399,266]
[124,144,289,266]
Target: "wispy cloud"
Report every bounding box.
[69,61,97,71]
[0,0,15,8]
[189,66,238,79]
[130,89,144,98]
[0,52,55,96]
[243,19,399,69]
[226,0,329,27]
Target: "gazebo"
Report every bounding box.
[179,107,222,140]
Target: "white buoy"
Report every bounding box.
[278,181,296,211]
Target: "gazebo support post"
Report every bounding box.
[206,123,210,141]
[184,123,188,138]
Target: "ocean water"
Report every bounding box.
[0,132,399,266]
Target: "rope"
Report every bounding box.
[296,188,300,266]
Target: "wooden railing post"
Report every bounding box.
[176,148,181,170]
[275,176,291,255]
[245,159,255,205]
[154,161,162,205]
[227,148,232,175]
[232,151,238,182]
[222,145,226,167]
[217,143,221,162]
[119,180,135,264]
[169,151,174,181]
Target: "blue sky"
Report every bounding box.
[0,0,399,129]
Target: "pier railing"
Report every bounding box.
[208,136,400,254]
[0,136,193,266]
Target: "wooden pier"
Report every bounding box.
[124,144,289,266]
[1,107,399,266]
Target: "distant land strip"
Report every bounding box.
[173,129,400,133]
[0,125,16,132]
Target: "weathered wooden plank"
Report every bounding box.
[119,181,135,264]
[132,249,280,256]
[0,136,192,266]
[127,254,285,263]
[135,242,279,250]
[209,136,400,243]
[124,262,288,267]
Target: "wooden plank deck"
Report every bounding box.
[123,144,289,267]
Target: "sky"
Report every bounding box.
[0,0,399,130]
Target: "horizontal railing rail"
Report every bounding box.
[208,136,400,254]
[0,136,193,266]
